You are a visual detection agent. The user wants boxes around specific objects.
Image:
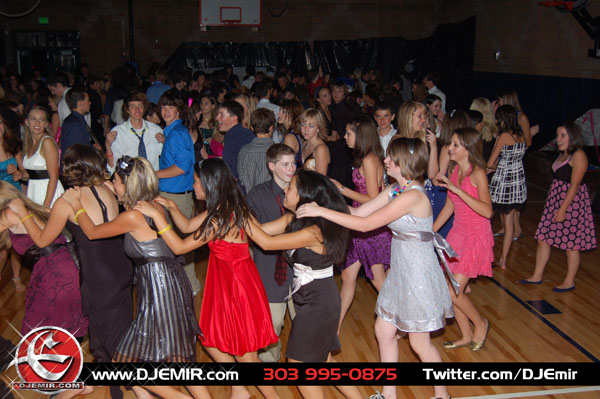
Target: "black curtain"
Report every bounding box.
[162,17,476,109]
[162,41,313,74]
[313,16,476,110]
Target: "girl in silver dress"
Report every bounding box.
[297,138,455,399]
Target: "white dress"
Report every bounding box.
[23,136,64,206]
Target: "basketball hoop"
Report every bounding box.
[199,0,261,27]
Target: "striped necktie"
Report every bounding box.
[131,126,147,158]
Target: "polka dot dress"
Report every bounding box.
[535,157,596,251]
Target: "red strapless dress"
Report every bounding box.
[200,237,278,356]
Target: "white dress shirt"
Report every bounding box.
[256,99,280,123]
[109,119,163,172]
[378,126,397,155]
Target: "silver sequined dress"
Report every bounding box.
[375,185,454,333]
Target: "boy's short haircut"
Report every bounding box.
[266,143,295,165]
[254,81,271,99]
[48,73,69,88]
[250,108,276,135]
[218,100,244,125]
[65,88,87,111]
[374,100,394,114]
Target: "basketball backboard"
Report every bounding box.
[199,0,262,27]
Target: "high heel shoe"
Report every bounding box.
[469,319,490,351]
[442,340,471,350]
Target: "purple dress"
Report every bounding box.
[344,168,391,279]
[10,232,88,337]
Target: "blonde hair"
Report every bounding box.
[115,156,159,209]
[23,106,50,154]
[234,93,257,129]
[298,108,328,140]
[498,89,523,112]
[396,101,426,141]
[470,97,498,143]
[0,181,50,249]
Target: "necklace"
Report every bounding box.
[391,180,412,198]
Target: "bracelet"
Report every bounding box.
[74,208,87,223]
[20,214,34,223]
[157,224,172,236]
[106,153,113,157]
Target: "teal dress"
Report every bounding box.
[0,158,21,190]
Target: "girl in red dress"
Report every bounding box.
[136,158,280,399]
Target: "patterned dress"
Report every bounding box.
[114,215,200,362]
[344,168,391,279]
[535,155,596,251]
[489,138,527,213]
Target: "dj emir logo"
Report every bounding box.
[13,326,84,393]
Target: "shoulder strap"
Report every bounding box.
[37,135,55,152]
[294,132,302,148]
[89,186,109,223]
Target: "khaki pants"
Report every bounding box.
[258,293,296,362]
[159,191,202,295]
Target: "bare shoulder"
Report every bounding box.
[571,149,588,166]
[363,153,380,166]
[469,166,487,186]
[314,142,329,154]
[40,135,58,151]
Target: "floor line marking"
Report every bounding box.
[489,277,599,362]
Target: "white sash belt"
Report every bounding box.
[285,263,333,300]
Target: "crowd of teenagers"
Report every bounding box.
[0,63,597,399]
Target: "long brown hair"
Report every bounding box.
[0,114,22,156]
[280,99,304,133]
[346,115,384,167]
[194,158,251,241]
[448,127,486,176]
[439,110,471,147]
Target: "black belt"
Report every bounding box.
[26,169,50,180]
[163,190,192,195]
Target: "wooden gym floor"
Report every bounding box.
[1,153,599,399]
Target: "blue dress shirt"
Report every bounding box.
[158,119,194,193]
